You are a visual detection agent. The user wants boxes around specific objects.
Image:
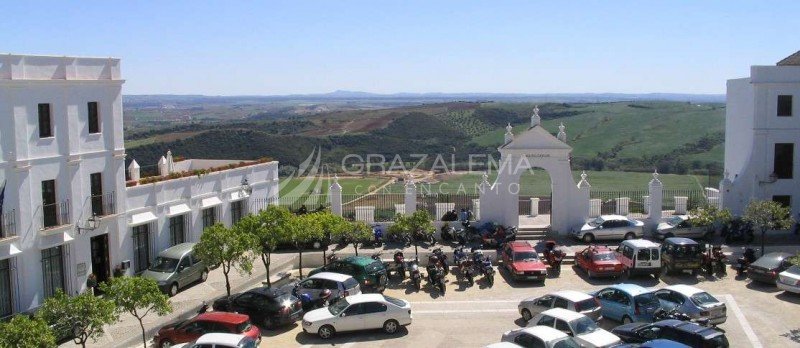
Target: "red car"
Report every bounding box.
[153,312,261,348]
[501,241,547,282]
[575,245,624,278]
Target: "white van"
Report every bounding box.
[616,239,661,278]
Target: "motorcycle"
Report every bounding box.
[653,307,716,328]
[543,240,564,277]
[735,247,757,277]
[370,224,384,247]
[702,244,727,277]
[426,264,446,295]
[298,289,333,312]
[411,230,436,246]
[409,259,422,292]
[389,232,411,246]
[481,225,517,249]
[432,248,450,275]
[480,257,495,287]
[440,223,456,243]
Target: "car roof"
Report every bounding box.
[664,237,698,245]
[654,320,723,337]
[195,333,247,345]
[309,272,355,282]
[340,256,377,266]
[158,242,196,259]
[610,283,651,296]
[663,284,704,296]
[508,241,535,251]
[598,214,630,221]
[247,286,288,298]
[515,325,569,341]
[621,239,660,248]
[541,307,585,321]
[196,311,249,324]
[552,290,593,302]
[486,343,524,348]
[340,293,386,304]
[584,245,614,253]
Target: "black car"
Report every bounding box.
[612,319,729,347]
[660,237,704,276]
[212,286,303,329]
[748,252,793,284]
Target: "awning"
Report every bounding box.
[229,191,249,202]
[167,203,191,217]
[201,197,223,208]
[129,211,158,226]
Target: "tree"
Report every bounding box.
[317,212,350,262]
[100,277,172,348]
[239,206,292,287]
[389,210,434,258]
[743,200,795,256]
[287,213,324,278]
[345,220,374,256]
[688,204,732,232]
[39,290,118,348]
[194,223,257,296]
[0,315,56,347]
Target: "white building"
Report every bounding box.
[0,54,279,317]
[722,51,800,217]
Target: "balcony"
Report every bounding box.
[0,210,17,245]
[41,200,71,231]
[91,191,116,217]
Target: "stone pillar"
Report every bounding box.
[158,156,168,176]
[589,199,601,217]
[166,149,175,174]
[128,160,140,182]
[472,199,481,220]
[577,171,592,220]
[404,176,417,215]
[719,172,732,211]
[647,171,663,232]
[674,197,689,214]
[616,197,630,215]
[329,175,343,217]
[504,123,514,144]
[530,198,540,217]
[705,188,721,209]
[643,195,650,214]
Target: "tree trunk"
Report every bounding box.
[138,318,147,348]
[414,242,419,259]
[761,228,766,257]
[261,252,271,287]
[223,263,232,297]
[354,243,359,256]
[299,250,304,278]
[323,249,327,266]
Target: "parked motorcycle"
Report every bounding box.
[299,289,333,312]
[409,259,422,292]
[426,262,446,295]
[543,240,564,277]
[370,224,384,247]
[481,225,517,249]
[735,247,757,277]
[440,223,456,243]
[702,244,727,277]
[653,307,715,328]
[411,229,436,246]
[389,232,411,246]
[432,248,450,275]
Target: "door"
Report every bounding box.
[176,256,192,288]
[90,234,110,285]
[296,278,323,299]
[42,180,57,228]
[361,302,389,329]
[90,173,103,216]
[338,303,365,332]
[532,295,554,315]
[596,289,624,321]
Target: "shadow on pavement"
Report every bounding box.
[294,325,409,344]
[746,280,781,293]
[776,291,800,304]
[498,266,545,288]
[259,323,300,338]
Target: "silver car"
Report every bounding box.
[141,243,208,297]
[655,215,713,240]
[654,284,727,325]
[291,272,361,300]
[519,290,602,322]
[572,215,644,243]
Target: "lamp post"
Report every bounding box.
[77,214,99,234]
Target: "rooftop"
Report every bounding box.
[0,54,121,81]
[777,50,800,66]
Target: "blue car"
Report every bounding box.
[593,283,662,323]
[615,339,692,348]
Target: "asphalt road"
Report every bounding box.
[261,264,800,348]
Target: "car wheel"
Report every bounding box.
[318,324,335,339]
[159,339,173,348]
[521,309,532,322]
[169,283,178,297]
[624,232,635,240]
[200,269,209,282]
[583,234,595,243]
[383,319,400,334]
[622,316,633,324]
[660,265,669,277]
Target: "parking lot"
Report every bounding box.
[261,263,800,347]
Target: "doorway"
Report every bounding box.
[90,234,110,285]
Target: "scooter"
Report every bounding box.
[370,224,384,247]
[703,245,727,277]
[426,264,446,295]
[543,240,564,277]
[432,248,450,275]
[735,247,757,277]
[409,259,422,292]
[299,290,333,312]
[440,224,457,243]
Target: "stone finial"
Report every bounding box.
[158,156,168,176]
[531,105,541,127]
[166,149,174,174]
[330,175,342,191]
[581,171,587,181]
[128,159,141,181]
[479,171,491,192]
[577,170,591,189]
[504,123,514,144]
[556,122,567,143]
[649,169,663,186]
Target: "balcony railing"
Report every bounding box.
[91,191,116,217]
[0,209,16,239]
[41,200,71,230]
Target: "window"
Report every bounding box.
[514,333,546,348]
[362,302,387,314]
[778,95,793,117]
[178,257,191,272]
[0,259,11,318]
[536,296,554,307]
[773,195,791,209]
[41,180,58,228]
[622,246,634,259]
[202,208,216,229]
[42,246,65,298]
[231,200,244,225]
[132,224,150,273]
[536,315,556,327]
[553,297,569,309]
[343,304,363,316]
[637,249,651,261]
[87,102,100,133]
[38,103,52,138]
[90,173,103,216]
[774,143,794,179]
[169,215,186,246]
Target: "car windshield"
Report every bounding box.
[690,292,720,306]
[514,251,539,262]
[148,257,179,273]
[572,317,599,335]
[236,321,252,333]
[667,216,684,226]
[552,336,583,348]
[785,265,800,275]
[752,255,785,268]
[575,298,599,311]
[384,295,406,307]
[238,337,258,348]
[592,252,616,261]
[589,217,604,227]
[634,293,660,308]
[328,298,350,316]
[365,261,384,273]
[673,245,701,257]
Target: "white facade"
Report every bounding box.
[0,54,279,316]
[721,52,800,217]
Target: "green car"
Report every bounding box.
[309,256,387,293]
[141,243,209,296]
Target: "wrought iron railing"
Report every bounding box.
[41,200,70,230]
[0,210,16,239]
[91,191,116,217]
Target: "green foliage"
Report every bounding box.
[39,290,118,347]
[195,223,257,296]
[100,277,172,348]
[743,200,795,233]
[345,220,374,256]
[318,212,352,245]
[286,213,325,277]
[239,206,293,286]
[0,315,56,348]
[389,210,434,237]
[688,204,732,227]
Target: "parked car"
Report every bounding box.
[501,241,547,282]
[141,243,209,297]
[611,319,729,347]
[575,245,624,278]
[593,284,662,323]
[614,339,692,348]
[289,272,361,300]
[301,293,412,339]
[572,215,644,243]
[212,286,302,329]
[655,215,713,240]
[154,312,260,348]
[309,256,388,292]
[519,290,602,322]
[748,252,794,285]
[654,285,726,325]
[485,343,525,348]
[528,308,621,348]
[659,238,704,276]
[616,239,662,278]
[172,333,258,348]
[500,325,583,348]
[777,265,800,294]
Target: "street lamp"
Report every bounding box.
[241,178,253,195]
[77,213,99,235]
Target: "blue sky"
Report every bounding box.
[2,1,797,95]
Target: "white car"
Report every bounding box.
[290,272,362,300]
[501,325,582,348]
[528,308,621,348]
[302,293,412,339]
[655,284,727,325]
[518,290,602,322]
[655,215,713,240]
[572,215,644,243]
[777,265,800,294]
[173,333,258,348]
[485,343,524,348]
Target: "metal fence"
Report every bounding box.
[662,189,707,212]
[418,193,479,220]
[342,193,405,222]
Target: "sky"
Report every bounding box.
[2,1,798,95]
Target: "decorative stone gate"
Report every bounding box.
[479,107,590,235]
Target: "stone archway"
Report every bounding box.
[479,108,590,235]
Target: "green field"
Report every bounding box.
[280,177,390,196]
